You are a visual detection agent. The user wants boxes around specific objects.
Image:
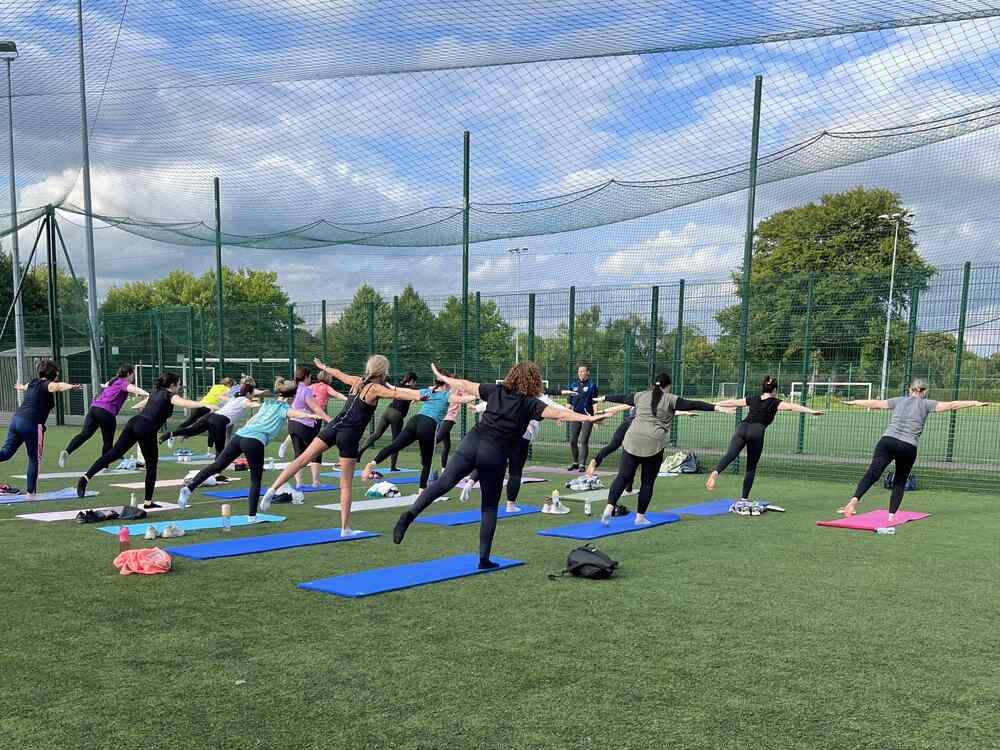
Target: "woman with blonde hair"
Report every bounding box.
[393,361,608,569]
[261,355,424,535]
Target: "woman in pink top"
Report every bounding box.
[59,364,148,467]
[435,386,465,469]
[310,370,348,412]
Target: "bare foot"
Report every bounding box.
[586,459,597,477]
[360,461,376,482]
[837,498,859,517]
[705,470,718,491]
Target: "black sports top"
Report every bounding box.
[389,397,413,417]
[473,383,547,444]
[139,388,176,429]
[743,394,781,426]
[332,384,378,432]
[15,379,55,425]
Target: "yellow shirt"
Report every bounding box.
[201,384,230,407]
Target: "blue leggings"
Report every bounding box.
[0,417,44,493]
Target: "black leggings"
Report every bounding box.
[360,407,404,466]
[65,406,117,456]
[289,421,322,464]
[85,415,160,502]
[188,436,265,515]
[436,418,457,468]
[404,429,507,562]
[714,422,766,500]
[854,436,918,514]
[607,449,664,515]
[569,421,593,466]
[469,436,531,503]
[166,413,231,456]
[373,414,437,488]
[593,415,632,467]
[174,406,211,444]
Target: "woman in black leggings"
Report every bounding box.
[394,362,606,569]
[76,373,210,505]
[838,378,986,522]
[600,374,731,526]
[359,371,417,470]
[60,364,148,466]
[706,376,822,500]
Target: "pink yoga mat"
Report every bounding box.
[817,509,930,531]
[525,465,615,477]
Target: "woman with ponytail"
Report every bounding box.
[706,376,822,501]
[260,355,425,536]
[599,373,732,526]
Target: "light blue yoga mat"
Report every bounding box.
[298,554,523,598]
[414,504,541,527]
[96,514,286,535]
[203,484,339,499]
[320,467,418,477]
[668,499,768,516]
[161,453,214,463]
[536,511,681,540]
[167,527,377,559]
[0,487,98,505]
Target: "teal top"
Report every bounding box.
[418,387,451,424]
[236,400,290,445]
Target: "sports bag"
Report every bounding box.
[883,472,918,491]
[550,543,619,580]
[661,450,701,474]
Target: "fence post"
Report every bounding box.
[45,206,65,425]
[567,286,576,385]
[624,327,633,393]
[461,131,470,399]
[648,285,659,383]
[287,304,296,372]
[671,280,685,446]
[474,292,482,381]
[902,285,920,395]
[321,299,328,363]
[392,296,400,382]
[186,306,195,395]
[528,292,536,362]
[946,262,971,462]
[797,273,815,454]
[154,309,164,374]
[367,301,375,358]
[213,177,225,376]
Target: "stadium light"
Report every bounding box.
[3,40,26,397]
[509,247,527,363]
[877,211,908,399]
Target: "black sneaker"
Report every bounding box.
[158,432,172,445]
[75,475,88,499]
[567,464,579,471]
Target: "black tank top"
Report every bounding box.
[334,384,378,431]
[743,394,780,426]
[139,388,176,429]
[390,398,412,417]
[16,379,55,425]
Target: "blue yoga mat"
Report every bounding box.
[537,511,681,540]
[96,514,286,535]
[298,554,523,598]
[668,499,769,516]
[415,504,541,527]
[203,483,339,500]
[161,453,214,463]
[0,488,98,505]
[320,467,418,478]
[167,527,377,559]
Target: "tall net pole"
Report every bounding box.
[5,56,25,398]
[461,130,470,436]
[737,75,763,403]
[214,177,224,376]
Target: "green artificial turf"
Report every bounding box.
[1,426,998,749]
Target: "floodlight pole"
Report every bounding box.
[461,130,470,436]
[214,177,225,376]
[878,213,902,400]
[737,75,763,412]
[76,0,101,392]
[4,51,25,397]
[509,247,526,363]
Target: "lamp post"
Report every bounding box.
[877,212,905,400]
[2,40,25,395]
[509,247,527,363]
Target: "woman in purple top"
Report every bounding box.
[287,367,330,487]
[58,364,148,467]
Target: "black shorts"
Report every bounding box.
[318,422,364,460]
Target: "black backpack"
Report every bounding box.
[679,452,701,474]
[883,472,918,491]
[550,544,619,580]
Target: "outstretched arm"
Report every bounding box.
[324,384,348,402]
[597,403,632,416]
[542,405,608,423]
[431,363,480,396]
[47,381,83,393]
[676,397,735,414]
[448,392,478,405]
[935,400,989,412]
[778,401,823,415]
[172,395,215,410]
[13,383,26,391]
[845,399,890,410]
[126,384,150,397]
[368,384,425,402]
[716,397,748,409]
[288,408,322,421]
[313,357,362,388]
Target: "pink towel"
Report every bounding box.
[113,547,172,575]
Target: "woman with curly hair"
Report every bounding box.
[393,361,608,569]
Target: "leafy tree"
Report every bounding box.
[324,285,391,377]
[433,295,513,380]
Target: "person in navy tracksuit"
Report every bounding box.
[560,365,598,471]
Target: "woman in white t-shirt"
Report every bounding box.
[159,381,261,456]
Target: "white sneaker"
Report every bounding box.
[601,504,614,527]
[58,450,68,468]
[291,489,305,505]
[277,443,287,459]
[259,488,275,512]
[460,484,472,503]
[246,515,262,525]
[340,527,355,537]
[177,486,191,509]
[551,500,570,515]
[144,525,158,540]
[166,437,174,450]
[505,504,521,514]
[161,524,186,538]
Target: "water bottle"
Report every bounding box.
[129,492,137,507]
[118,526,131,553]
[584,499,592,516]
[221,503,232,532]
[875,527,896,535]
[552,489,560,509]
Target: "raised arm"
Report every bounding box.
[448,392,478,405]
[844,399,890,410]
[431,363,480,396]
[676,397,735,414]
[934,400,989,412]
[777,401,823,415]
[288,408,325,421]
[368,384,425,402]
[47,381,82,393]
[324,384,348,402]
[126,384,150,397]
[172,394,215,410]
[313,357,362,388]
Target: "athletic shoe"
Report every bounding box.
[58,450,68,468]
[551,500,570,515]
[601,504,614,527]
[567,464,579,471]
[624,488,639,496]
[245,516,262,525]
[340,527,356,536]
[75,475,88,499]
[634,515,651,526]
[392,512,414,544]
[166,437,175,450]
[505,504,522,514]
[259,488,275,512]
[177,486,192,509]
[158,432,171,445]
[162,524,185,538]
[290,488,305,505]
[460,484,472,503]
[144,525,158,540]
[277,443,287,459]
[143,502,161,509]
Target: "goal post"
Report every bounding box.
[717,382,741,400]
[789,381,873,404]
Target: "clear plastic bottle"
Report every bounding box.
[129,492,137,507]
[221,503,232,532]
[551,489,560,509]
[584,499,592,516]
[875,527,896,535]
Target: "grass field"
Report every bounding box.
[2,426,998,750]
